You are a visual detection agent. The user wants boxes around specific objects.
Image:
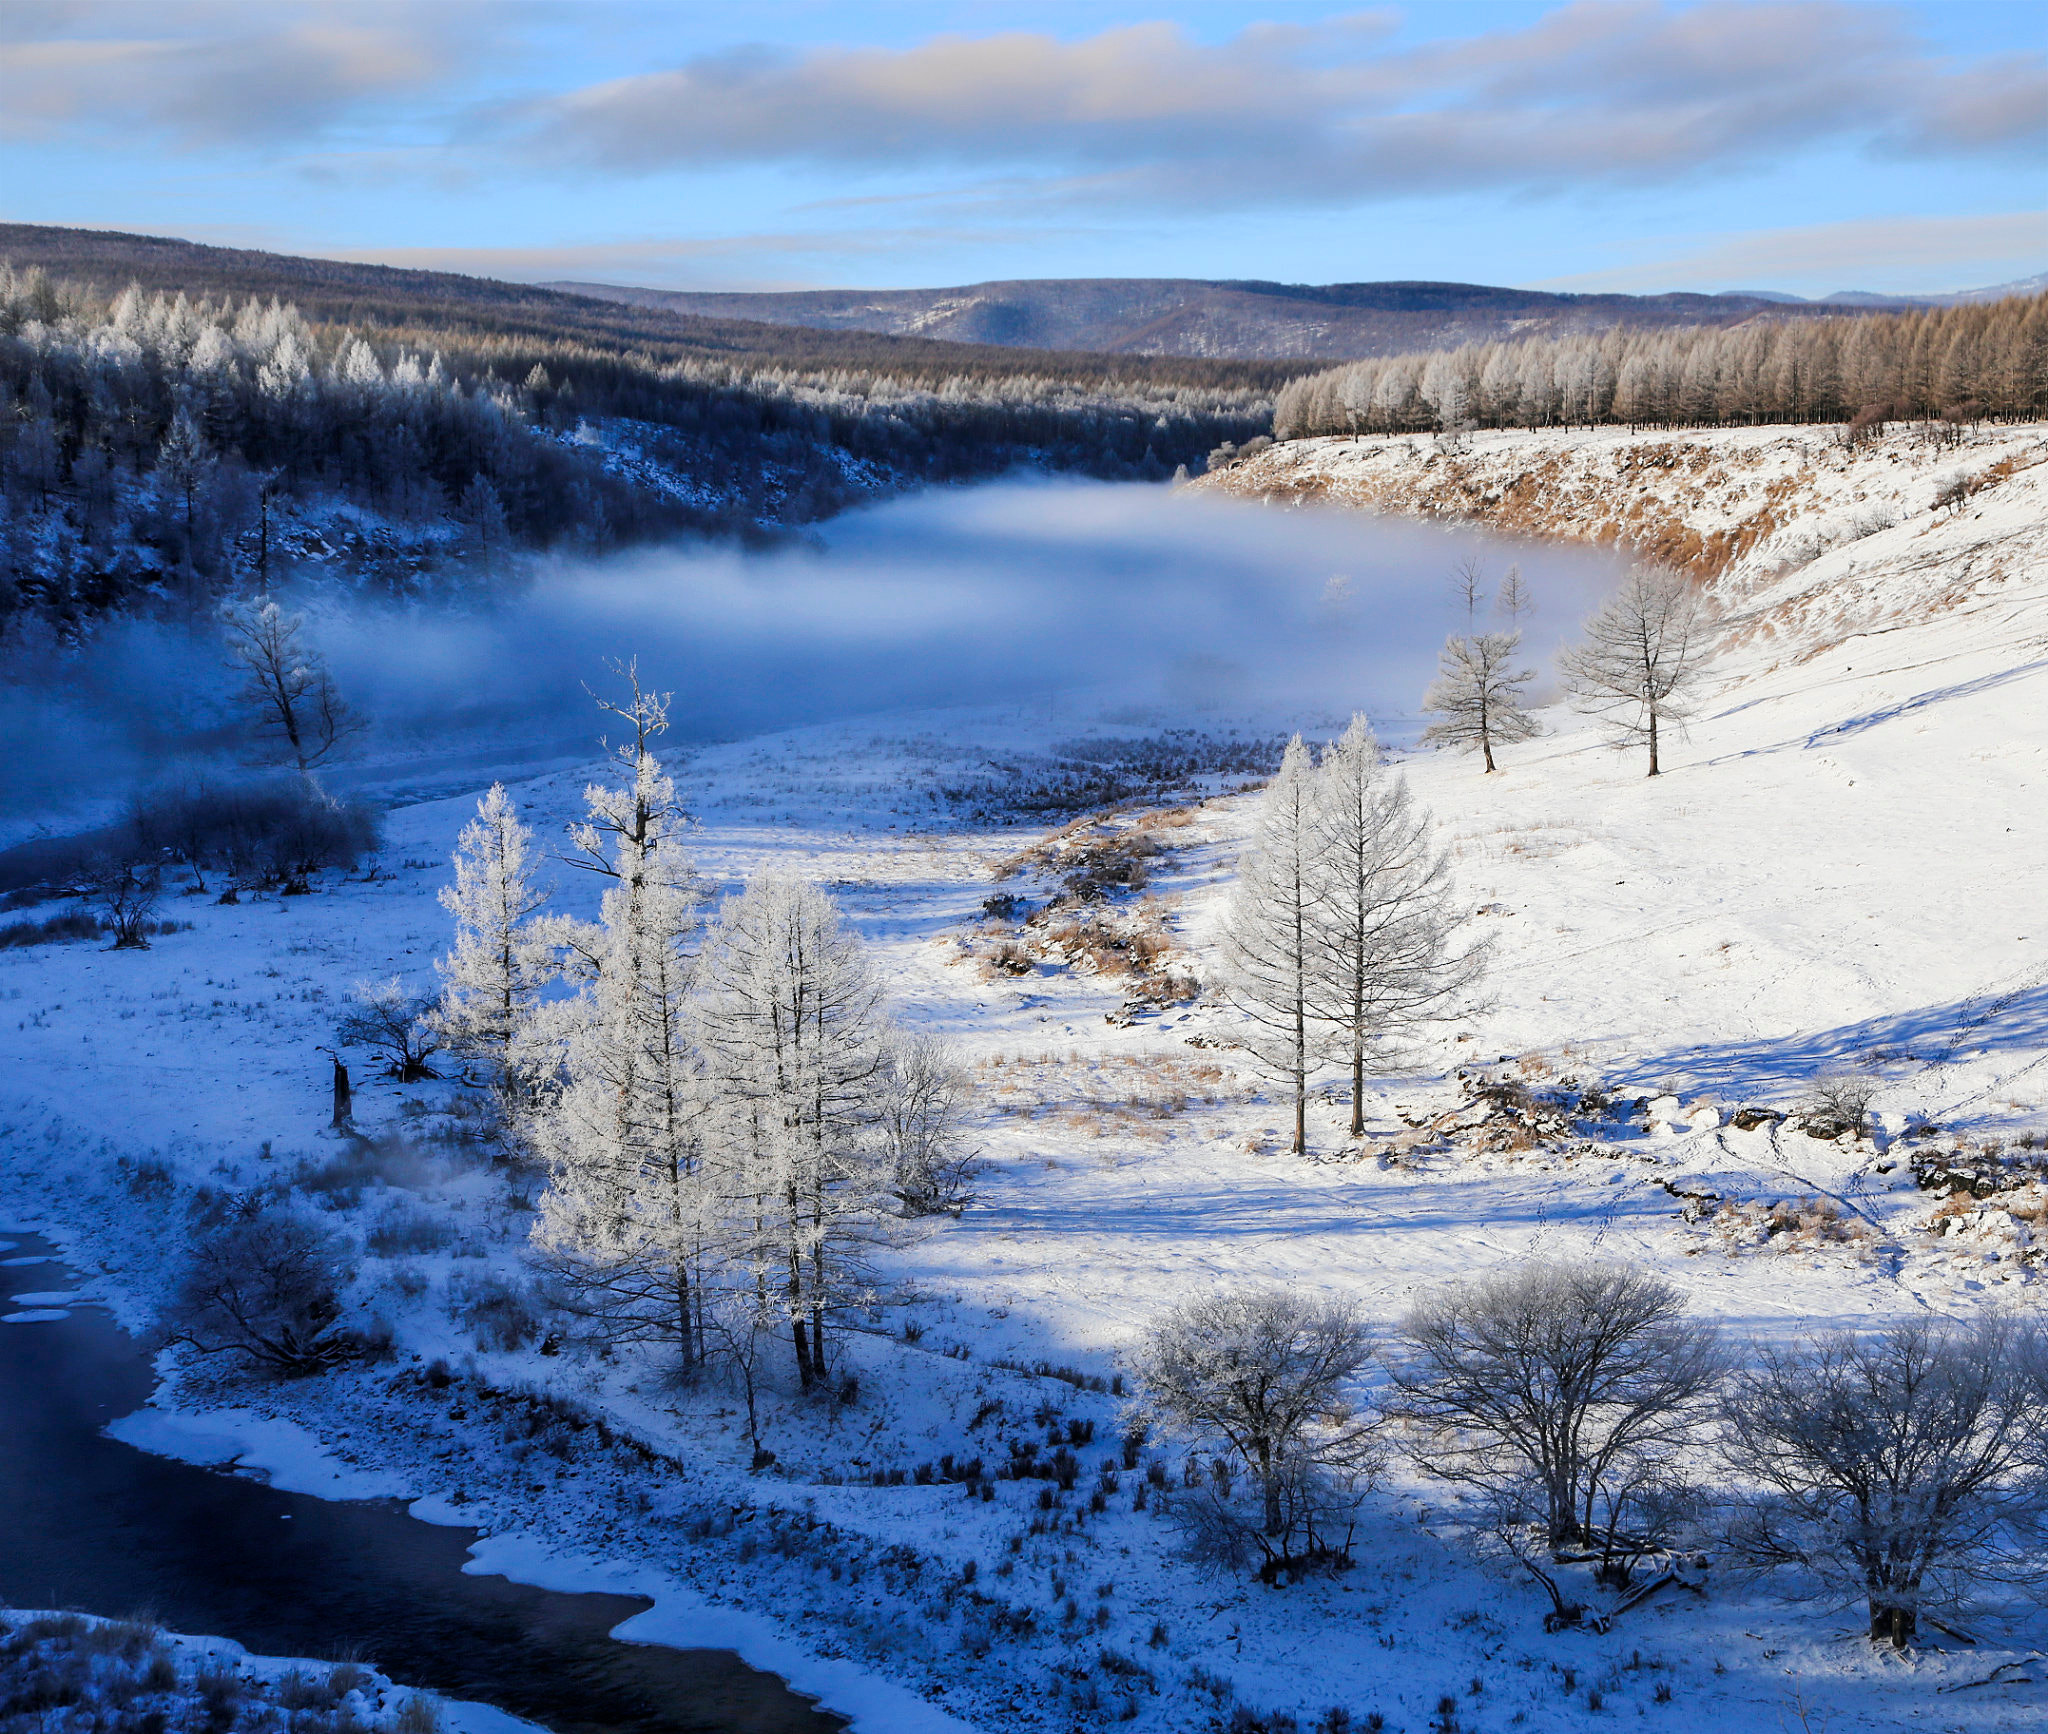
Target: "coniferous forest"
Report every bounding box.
[0,230,1286,635]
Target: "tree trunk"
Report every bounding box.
[1870,1603,1915,1649]
[791,1315,815,1391]
[1349,1038,1365,1138]
[329,1055,352,1129]
[1646,704,1660,777]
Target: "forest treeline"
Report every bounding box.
[1272,293,2048,439]
[0,254,1274,633]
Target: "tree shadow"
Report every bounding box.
[1617,979,2048,1106]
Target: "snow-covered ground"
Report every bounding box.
[3,422,2045,1732]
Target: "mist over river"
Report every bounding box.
[0,479,1624,825]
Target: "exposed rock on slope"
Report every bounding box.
[1191,423,2048,656]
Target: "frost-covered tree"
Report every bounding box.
[878,1029,976,1216]
[222,599,362,774]
[1307,717,1484,1135]
[1495,564,1533,626]
[1219,737,1330,1154]
[1137,1286,1376,1542]
[1556,569,1710,777]
[1724,1316,2048,1648]
[530,671,707,1362]
[434,784,554,1095]
[155,408,212,542]
[1421,632,1540,773]
[693,872,893,1391]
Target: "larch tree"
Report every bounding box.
[1220,737,1331,1155]
[222,599,362,774]
[433,783,555,1099]
[1421,631,1540,772]
[1307,717,1485,1136]
[530,669,709,1365]
[693,872,894,1392]
[1495,564,1533,626]
[1555,568,1711,777]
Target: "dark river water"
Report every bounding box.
[0,1234,847,1733]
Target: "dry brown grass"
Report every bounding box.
[976,1049,1240,1141]
[1706,1194,1875,1255]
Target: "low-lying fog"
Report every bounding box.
[1,479,1627,829]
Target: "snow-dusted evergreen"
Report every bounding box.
[1422,630,1540,771]
[1558,567,1711,776]
[529,676,708,1361]
[1218,736,1330,1153]
[1306,716,1483,1135]
[432,784,555,1098]
[693,872,895,1392]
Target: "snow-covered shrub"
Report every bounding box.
[129,777,381,894]
[161,1204,361,1376]
[448,1269,542,1352]
[77,853,160,948]
[0,910,100,949]
[1706,1194,1874,1255]
[0,1611,441,1732]
[879,1031,977,1216]
[366,1205,455,1256]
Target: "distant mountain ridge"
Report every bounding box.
[539,273,2046,362]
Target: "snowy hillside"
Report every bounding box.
[3,425,2046,1733]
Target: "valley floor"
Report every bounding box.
[3,422,2046,1733]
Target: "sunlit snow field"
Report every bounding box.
[3,453,2045,1732]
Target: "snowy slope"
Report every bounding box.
[3,426,2046,1733]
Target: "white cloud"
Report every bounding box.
[522,3,2046,207]
[0,1,482,146]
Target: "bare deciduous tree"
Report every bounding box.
[339,977,443,1081]
[1422,632,1540,773]
[223,599,363,774]
[1495,565,1534,625]
[1723,1316,2048,1649]
[1390,1261,1724,1553]
[1308,717,1484,1135]
[1136,1286,1377,1552]
[162,1207,359,1376]
[1557,569,1710,777]
[79,853,160,948]
[1796,1071,1879,1141]
[1450,555,1487,623]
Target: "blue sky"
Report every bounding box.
[3,1,2042,296]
